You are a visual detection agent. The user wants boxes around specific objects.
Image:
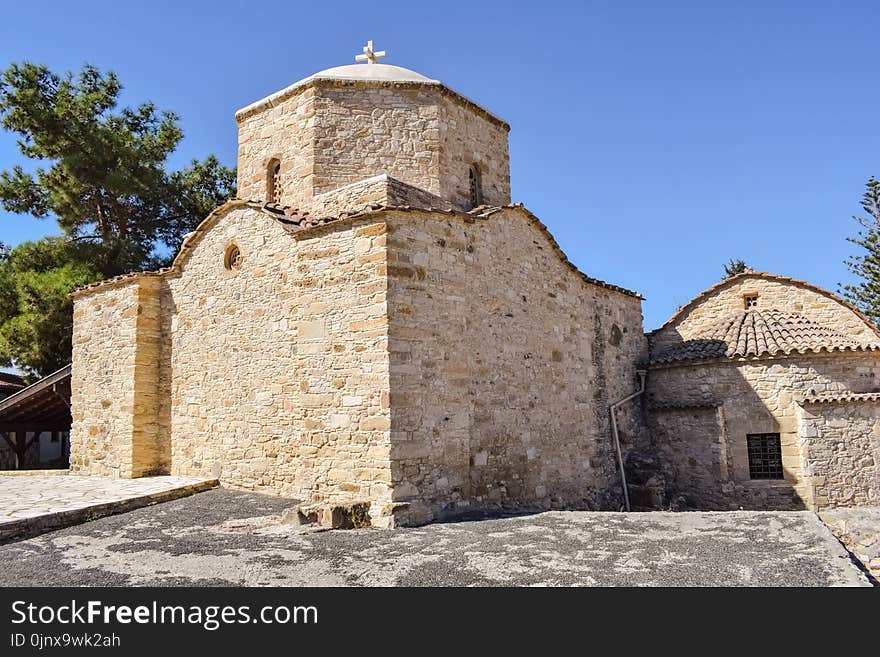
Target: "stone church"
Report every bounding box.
[67,44,880,526]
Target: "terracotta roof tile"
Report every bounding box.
[651,309,880,364]
[802,391,880,405]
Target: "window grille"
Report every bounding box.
[747,433,783,479]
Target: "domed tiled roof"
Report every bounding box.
[651,309,878,364]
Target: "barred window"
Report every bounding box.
[747,433,783,479]
[744,294,759,309]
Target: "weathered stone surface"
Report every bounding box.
[69,204,648,526]
[819,506,880,581]
[65,57,878,529]
[384,208,648,524]
[647,272,880,511]
[300,501,371,529]
[236,79,510,213]
[0,474,216,543]
[280,505,317,526]
[799,402,880,508]
[69,278,166,478]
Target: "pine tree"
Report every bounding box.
[0,63,236,375]
[841,178,880,324]
[723,258,749,278]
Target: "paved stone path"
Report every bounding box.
[0,489,869,586]
[0,474,216,542]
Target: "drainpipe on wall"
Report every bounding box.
[609,369,647,512]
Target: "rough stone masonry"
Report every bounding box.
[66,49,880,526]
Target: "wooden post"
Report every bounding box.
[9,427,39,470]
[0,431,14,466]
[12,428,24,470]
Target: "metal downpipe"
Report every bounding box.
[609,369,647,512]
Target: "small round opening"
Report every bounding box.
[224,244,242,271]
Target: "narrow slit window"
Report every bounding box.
[468,164,483,209]
[747,433,783,479]
[267,159,282,204]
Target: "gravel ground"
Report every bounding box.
[0,489,869,587]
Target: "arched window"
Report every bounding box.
[267,159,282,204]
[468,164,483,209]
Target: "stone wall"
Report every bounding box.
[69,278,164,478]
[437,96,510,209]
[162,207,393,520]
[798,400,880,507]
[312,174,453,218]
[649,405,727,507]
[384,207,648,524]
[236,80,510,213]
[311,85,443,200]
[236,86,317,208]
[650,275,880,355]
[646,353,880,509]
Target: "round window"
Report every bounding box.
[224,244,243,271]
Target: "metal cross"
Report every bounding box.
[355,40,386,64]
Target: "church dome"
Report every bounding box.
[306,63,437,84]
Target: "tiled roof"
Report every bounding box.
[651,309,880,364]
[802,391,880,405]
[72,200,642,300]
[650,271,880,341]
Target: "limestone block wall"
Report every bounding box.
[798,401,880,507]
[438,96,510,209]
[646,353,880,509]
[383,176,454,210]
[236,80,510,212]
[311,85,444,200]
[311,174,452,218]
[649,406,727,507]
[312,176,396,217]
[650,275,880,355]
[70,278,165,478]
[163,207,392,514]
[236,86,317,207]
[384,207,648,523]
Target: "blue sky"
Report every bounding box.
[1,0,877,329]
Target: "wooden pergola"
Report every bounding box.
[0,365,71,470]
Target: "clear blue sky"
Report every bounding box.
[1,0,877,329]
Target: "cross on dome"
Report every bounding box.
[355,40,386,64]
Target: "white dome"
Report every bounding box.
[307,63,436,84]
